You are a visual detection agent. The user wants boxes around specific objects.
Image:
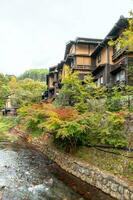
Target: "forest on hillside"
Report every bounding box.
[19,69,48,82]
[0,69,47,109]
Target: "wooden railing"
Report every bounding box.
[112,47,127,61]
[72,65,93,70]
[110,57,126,72]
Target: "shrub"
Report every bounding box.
[99,112,128,147]
[18,103,54,135]
[44,110,128,151]
[18,102,128,151]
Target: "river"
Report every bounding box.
[0,141,115,200]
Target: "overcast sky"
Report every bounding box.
[0,0,132,75]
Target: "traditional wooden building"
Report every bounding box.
[92,16,133,86]
[45,61,64,99]
[44,16,133,99]
[63,37,102,80]
[45,38,102,98]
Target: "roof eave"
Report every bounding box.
[91,16,128,57]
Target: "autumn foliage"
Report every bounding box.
[54,107,78,121]
[18,101,129,152]
[18,72,133,152]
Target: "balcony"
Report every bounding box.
[92,64,105,75]
[110,58,126,73]
[112,47,127,61]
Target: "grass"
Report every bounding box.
[0,116,18,142]
[30,129,44,137]
[73,146,133,183]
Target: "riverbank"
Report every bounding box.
[32,136,133,200]
[1,117,133,199]
[0,133,115,199]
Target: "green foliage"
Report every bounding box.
[19,69,48,82]
[106,86,123,111]
[106,85,133,112]
[9,77,46,107]
[0,116,18,141]
[99,112,128,147]
[0,117,14,133]
[74,146,133,181]
[16,67,130,152]
[18,102,128,151]
[18,103,54,136]
[0,73,10,109]
[55,74,131,149]
[128,161,133,173]
[17,67,130,152]
[56,72,82,106]
[56,71,106,113]
[0,72,46,110]
[55,121,88,152]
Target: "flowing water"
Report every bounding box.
[0,142,84,200]
[0,142,115,200]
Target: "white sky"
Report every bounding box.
[0,0,132,75]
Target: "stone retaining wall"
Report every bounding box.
[39,144,133,200]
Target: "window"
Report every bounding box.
[115,70,125,82]
[97,78,101,86]
[96,76,104,86]
[120,70,125,81]
[100,76,103,84]
[116,73,120,81]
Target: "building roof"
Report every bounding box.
[64,41,74,60]
[48,16,129,72]
[57,60,65,69]
[49,65,58,74]
[91,16,128,56]
[75,37,102,44]
[64,37,103,59]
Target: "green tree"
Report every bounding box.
[9,77,46,107]
[56,71,106,113]
[56,71,82,106]
[19,69,48,82]
[0,73,10,109]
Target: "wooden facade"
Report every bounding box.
[92,17,133,86]
[44,16,133,99]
